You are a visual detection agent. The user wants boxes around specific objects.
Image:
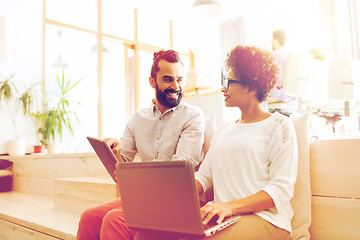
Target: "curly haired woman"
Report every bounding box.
[193,45,298,240]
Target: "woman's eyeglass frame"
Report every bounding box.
[221,78,246,90]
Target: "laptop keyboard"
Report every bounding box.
[204,215,241,230]
[203,215,221,229]
[203,215,241,236]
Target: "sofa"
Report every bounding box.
[203,112,360,240]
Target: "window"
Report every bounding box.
[46,0,97,31]
[102,39,127,139]
[102,0,134,41]
[42,0,193,152]
[137,9,171,49]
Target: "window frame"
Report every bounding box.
[42,0,194,139]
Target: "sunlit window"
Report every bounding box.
[102,39,127,139]
[102,0,134,40]
[45,25,98,152]
[43,0,192,153]
[138,51,154,110]
[137,9,170,48]
[46,0,97,30]
[172,19,192,54]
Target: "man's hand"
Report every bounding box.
[105,138,123,162]
[113,170,118,183]
[200,202,232,225]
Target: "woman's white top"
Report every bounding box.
[195,112,298,232]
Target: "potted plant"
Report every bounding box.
[32,110,47,153]
[39,70,82,154]
[0,75,40,155]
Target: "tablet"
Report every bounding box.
[87,136,121,182]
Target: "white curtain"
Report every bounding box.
[318,0,360,59]
[348,0,360,59]
[219,17,249,62]
[0,16,5,60]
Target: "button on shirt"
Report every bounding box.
[120,100,205,166]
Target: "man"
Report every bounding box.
[77,49,205,240]
[269,29,295,104]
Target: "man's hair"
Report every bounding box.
[225,45,279,102]
[272,29,287,46]
[150,50,183,79]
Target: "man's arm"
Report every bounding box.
[171,109,205,166]
[119,122,138,162]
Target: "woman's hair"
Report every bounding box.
[151,49,183,79]
[225,45,279,102]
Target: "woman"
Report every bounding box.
[194,45,298,240]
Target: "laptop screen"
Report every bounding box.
[116,161,205,236]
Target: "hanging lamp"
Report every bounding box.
[192,0,221,18]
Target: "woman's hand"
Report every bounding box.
[200,202,233,225]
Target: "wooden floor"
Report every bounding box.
[0,192,79,240]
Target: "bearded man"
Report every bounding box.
[77,49,205,240]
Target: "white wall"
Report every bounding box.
[184,91,240,126]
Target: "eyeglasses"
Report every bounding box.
[221,78,245,90]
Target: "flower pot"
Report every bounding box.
[7,140,26,156]
[33,145,45,154]
[47,143,61,154]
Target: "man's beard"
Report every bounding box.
[155,84,183,109]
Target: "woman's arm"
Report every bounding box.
[226,190,275,214]
[200,190,275,225]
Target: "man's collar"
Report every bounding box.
[151,99,182,115]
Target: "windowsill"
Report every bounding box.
[1,152,97,160]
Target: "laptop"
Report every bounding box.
[87,136,122,182]
[115,161,241,237]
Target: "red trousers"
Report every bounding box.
[77,198,138,240]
